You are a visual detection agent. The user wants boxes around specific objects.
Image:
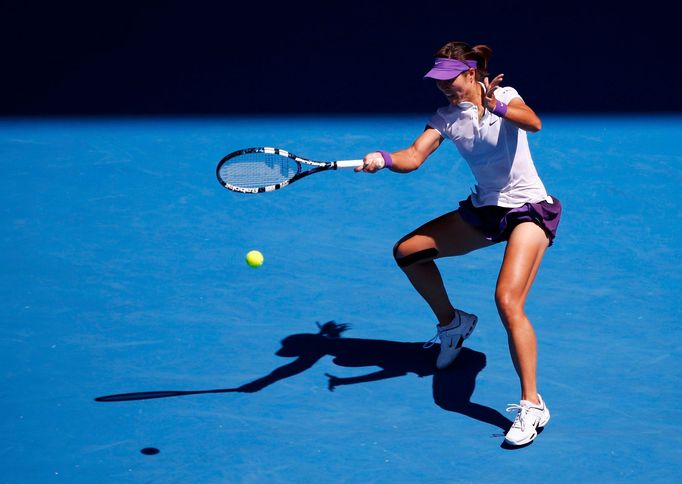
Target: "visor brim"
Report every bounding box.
[423,68,469,80]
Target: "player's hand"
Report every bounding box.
[483,74,505,111]
[355,152,385,173]
[325,372,341,391]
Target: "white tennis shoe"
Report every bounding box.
[423,309,478,369]
[504,393,551,446]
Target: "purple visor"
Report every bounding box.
[424,58,477,80]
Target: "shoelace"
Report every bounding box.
[423,325,455,349]
[506,404,529,431]
[423,316,462,349]
[423,332,440,349]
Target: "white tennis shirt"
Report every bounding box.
[427,83,550,208]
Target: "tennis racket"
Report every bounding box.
[216,147,364,193]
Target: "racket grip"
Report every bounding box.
[336,159,364,169]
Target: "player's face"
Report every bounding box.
[436,69,475,105]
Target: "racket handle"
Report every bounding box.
[335,159,364,169]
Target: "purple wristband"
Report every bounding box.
[492,100,508,117]
[377,150,393,169]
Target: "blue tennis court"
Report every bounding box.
[2,115,681,481]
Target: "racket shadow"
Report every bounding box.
[94,321,510,431]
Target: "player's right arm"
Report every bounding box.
[357,127,444,173]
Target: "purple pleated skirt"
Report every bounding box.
[458,195,562,246]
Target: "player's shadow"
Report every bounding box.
[95,321,511,431]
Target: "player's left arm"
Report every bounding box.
[484,75,542,133]
[500,98,542,133]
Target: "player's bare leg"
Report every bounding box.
[495,221,549,404]
[393,210,495,326]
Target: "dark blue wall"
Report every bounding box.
[3,0,677,114]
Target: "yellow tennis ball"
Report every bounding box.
[245,250,264,268]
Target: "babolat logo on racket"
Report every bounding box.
[216,147,363,193]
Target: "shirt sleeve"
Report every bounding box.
[495,86,524,104]
[427,111,447,137]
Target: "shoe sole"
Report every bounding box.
[456,316,478,348]
[463,315,477,340]
[505,430,538,446]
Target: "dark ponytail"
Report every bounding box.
[434,41,492,81]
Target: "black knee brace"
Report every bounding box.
[393,247,439,268]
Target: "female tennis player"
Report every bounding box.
[356,41,561,446]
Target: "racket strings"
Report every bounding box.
[219,153,300,189]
